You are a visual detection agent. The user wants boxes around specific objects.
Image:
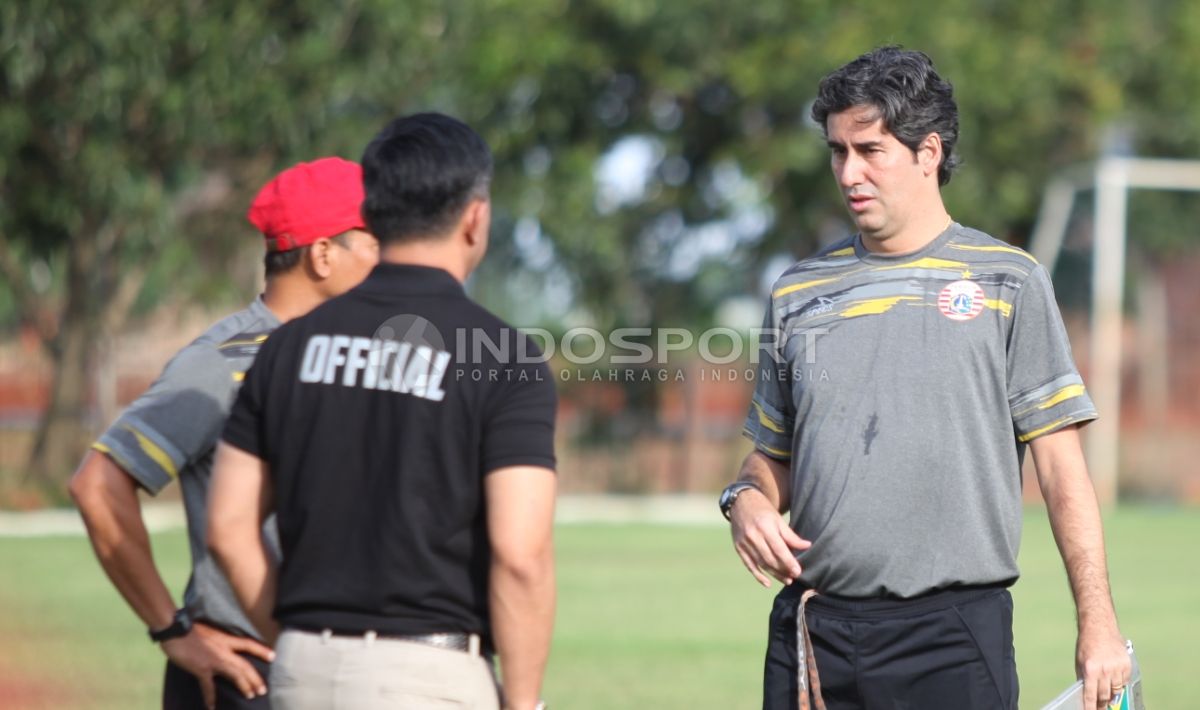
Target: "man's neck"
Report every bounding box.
[379,243,468,283]
[861,207,953,256]
[261,277,326,324]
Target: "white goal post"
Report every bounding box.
[1028,157,1200,505]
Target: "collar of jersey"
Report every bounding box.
[248,294,282,328]
[357,262,465,296]
[852,222,959,264]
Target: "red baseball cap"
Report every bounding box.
[248,157,367,252]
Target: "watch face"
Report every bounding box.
[720,483,749,516]
[721,483,761,518]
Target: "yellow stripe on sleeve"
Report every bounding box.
[742,428,792,458]
[91,441,137,474]
[121,424,179,479]
[1017,417,1073,442]
[752,401,786,434]
[1038,384,1087,410]
[758,442,792,458]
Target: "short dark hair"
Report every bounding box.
[360,112,493,245]
[263,231,350,277]
[811,46,960,185]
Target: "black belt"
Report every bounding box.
[780,581,1011,620]
[291,626,482,655]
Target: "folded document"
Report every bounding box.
[1041,640,1144,710]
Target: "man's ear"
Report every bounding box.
[918,132,943,178]
[462,199,490,247]
[307,239,334,279]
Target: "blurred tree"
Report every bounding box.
[0,0,252,489]
[0,0,401,490]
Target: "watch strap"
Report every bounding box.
[148,608,193,643]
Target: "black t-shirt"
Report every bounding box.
[222,264,556,637]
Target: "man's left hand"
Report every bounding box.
[1076,621,1131,709]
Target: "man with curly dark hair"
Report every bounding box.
[722,46,1130,709]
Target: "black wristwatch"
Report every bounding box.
[719,482,763,520]
[149,608,193,643]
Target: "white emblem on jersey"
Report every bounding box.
[803,296,837,317]
[937,280,985,322]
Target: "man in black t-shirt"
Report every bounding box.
[208,113,557,710]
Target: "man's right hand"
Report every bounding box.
[729,488,811,587]
[160,622,274,709]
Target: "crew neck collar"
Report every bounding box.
[357,262,466,296]
[853,222,959,264]
[248,295,282,327]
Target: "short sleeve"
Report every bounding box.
[1007,265,1098,442]
[93,344,236,495]
[221,339,275,460]
[480,340,557,474]
[741,303,796,460]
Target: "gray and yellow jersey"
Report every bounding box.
[744,223,1096,598]
[94,297,281,640]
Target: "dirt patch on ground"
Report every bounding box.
[0,661,77,709]
[0,621,82,709]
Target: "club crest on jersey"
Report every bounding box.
[938,280,985,321]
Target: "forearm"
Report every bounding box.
[207,442,279,641]
[736,450,792,513]
[70,451,176,630]
[210,535,278,642]
[83,508,177,629]
[1040,469,1117,628]
[490,552,555,710]
[1031,427,1131,701]
[484,464,557,710]
[1033,428,1118,631]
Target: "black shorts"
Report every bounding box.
[162,652,271,710]
[763,584,1018,710]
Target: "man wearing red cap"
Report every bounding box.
[70,157,378,710]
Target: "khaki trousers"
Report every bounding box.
[269,629,501,709]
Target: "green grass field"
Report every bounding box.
[0,507,1195,709]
